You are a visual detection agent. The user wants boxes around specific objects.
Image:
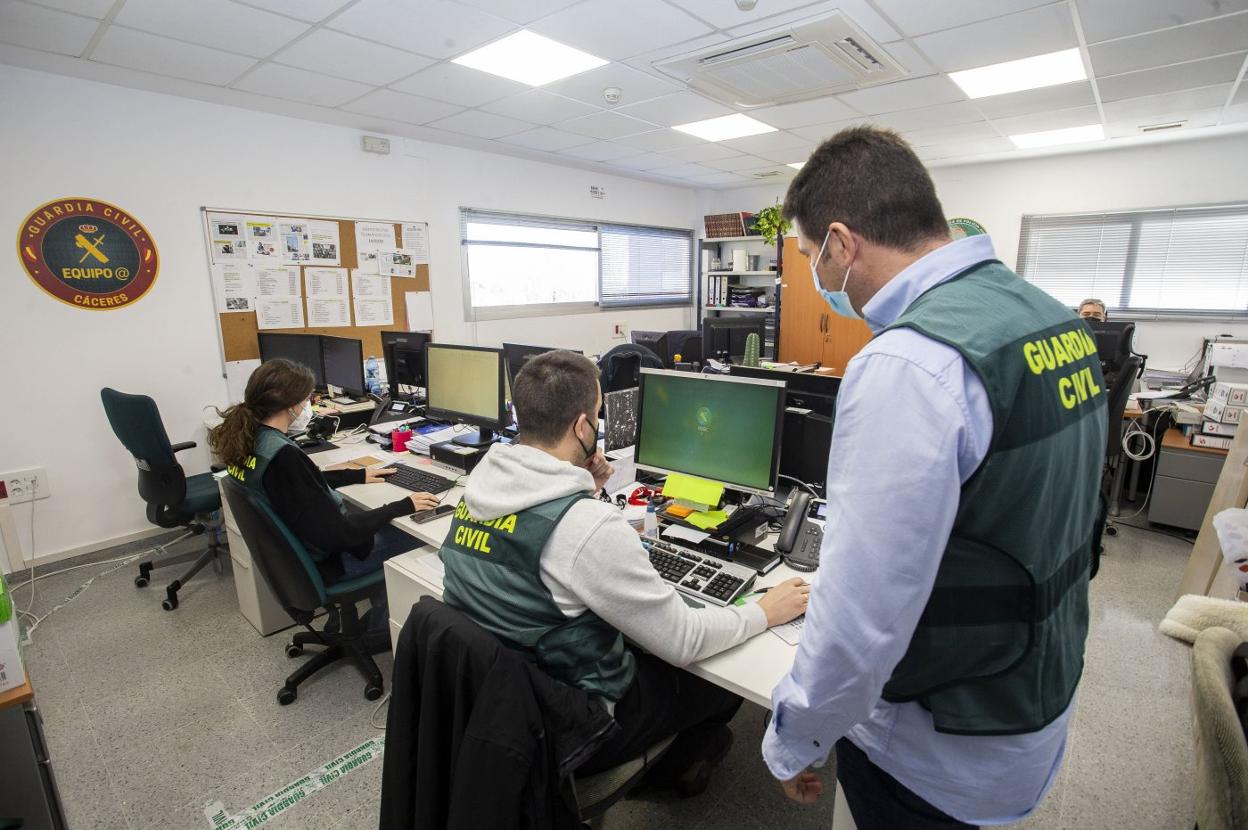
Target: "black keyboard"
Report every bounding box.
[644,537,756,607]
[386,463,456,494]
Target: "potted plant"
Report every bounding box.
[753,201,790,247]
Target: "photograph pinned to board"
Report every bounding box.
[307,220,341,265]
[212,262,257,312]
[256,297,305,330]
[354,221,396,275]
[351,270,391,299]
[279,219,311,264]
[305,267,348,298]
[400,222,429,264]
[353,296,393,327]
[307,297,351,327]
[208,214,247,262]
[245,216,279,261]
[377,249,416,278]
[256,266,301,297]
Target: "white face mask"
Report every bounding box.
[810,229,860,319]
[288,401,313,433]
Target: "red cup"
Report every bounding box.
[392,429,413,453]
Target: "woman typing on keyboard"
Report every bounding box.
[209,358,438,631]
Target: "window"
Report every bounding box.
[460,208,693,317]
[1017,203,1248,319]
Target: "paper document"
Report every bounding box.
[352,270,390,299]
[400,222,429,264]
[256,297,305,330]
[278,220,311,264]
[663,474,725,510]
[307,298,350,327]
[409,553,445,593]
[354,297,393,326]
[256,267,301,297]
[307,220,341,265]
[305,267,348,298]
[212,262,256,312]
[663,525,711,545]
[404,291,434,331]
[771,615,804,646]
[378,249,417,278]
[687,510,729,531]
[208,213,247,263]
[244,216,279,262]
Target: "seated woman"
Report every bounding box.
[209,358,439,629]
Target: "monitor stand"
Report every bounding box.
[452,428,498,448]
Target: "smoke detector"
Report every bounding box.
[603,87,622,105]
[735,0,758,9]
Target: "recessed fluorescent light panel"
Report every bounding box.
[787,162,805,170]
[1010,123,1105,149]
[672,114,777,142]
[949,48,1086,99]
[452,30,607,86]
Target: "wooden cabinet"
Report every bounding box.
[777,236,872,374]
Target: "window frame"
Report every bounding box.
[459,207,695,321]
[1016,201,1248,322]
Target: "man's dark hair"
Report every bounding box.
[512,350,601,446]
[784,125,948,252]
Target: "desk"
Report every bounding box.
[1148,428,1229,531]
[0,679,67,829]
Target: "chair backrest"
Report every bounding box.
[1104,355,1143,462]
[220,477,327,615]
[1191,626,1248,830]
[597,344,663,394]
[100,387,187,509]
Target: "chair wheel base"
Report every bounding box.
[1106,526,1118,537]
[161,597,178,611]
[134,576,149,588]
[277,686,297,706]
[285,643,304,658]
[364,683,384,702]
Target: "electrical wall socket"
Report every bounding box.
[1,468,50,504]
[611,322,627,340]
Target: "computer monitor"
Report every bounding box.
[380,331,430,397]
[730,366,839,491]
[703,317,767,362]
[634,369,786,496]
[1084,320,1135,369]
[729,366,839,418]
[320,335,365,397]
[424,343,507,447]
[257,333,325,388]
[631,330,668,366]
[666,330,703,366]
[502,343,582,389]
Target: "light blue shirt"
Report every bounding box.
[762,235,1072,825]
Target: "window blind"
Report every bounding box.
[599,224,693,307]
[460,209,599,309]
[1018,204,1248,318]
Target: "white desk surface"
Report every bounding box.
[316,442,800,711]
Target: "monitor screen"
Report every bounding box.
[503,343,582,388]
[730,366,839,417]
[635,369,786,495]
[320,336,365,397]
[425,344,505,429]
[381,331,430,390]
[257,334,324,388]
[703,317,766,361]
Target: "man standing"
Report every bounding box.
[1079,298,1108,321]
[762,127,1106,828]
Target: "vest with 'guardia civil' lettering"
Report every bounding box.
[439,494,636,702]
[879,260,1107,735]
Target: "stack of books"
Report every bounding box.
[703,212,756,238]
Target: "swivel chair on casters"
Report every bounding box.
[100,388,226,611]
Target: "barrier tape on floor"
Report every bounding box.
[18,552,144,646]
[202,736,385,829]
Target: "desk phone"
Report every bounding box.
[776,491,825,572]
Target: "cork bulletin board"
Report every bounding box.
[200,208,432,367]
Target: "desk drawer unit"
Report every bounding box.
[384,557,438,650]
[1148,448,1226,530]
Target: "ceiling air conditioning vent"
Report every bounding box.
[1139,120,1186,133]
[655,11,907,107]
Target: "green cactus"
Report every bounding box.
[743,332,761,367]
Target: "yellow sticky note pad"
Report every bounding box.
[687,510,730,530]
[662,474,724,509]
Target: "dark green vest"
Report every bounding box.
[439,494,636,702]
[879,260,1107,735]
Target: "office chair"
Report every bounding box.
[1190,626,1248,830]
[597,343,663,394]
[100,388,226,611]
[220,478,388,704]
[1102,354,1143,538]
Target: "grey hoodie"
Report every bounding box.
[462,442,767,668]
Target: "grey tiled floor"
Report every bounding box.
[16,524,1195,829]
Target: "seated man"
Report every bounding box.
[1078,298,1107,321]
[439,350,808,796]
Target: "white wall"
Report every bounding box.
[0,65,698,566]
[708,132,1248,369]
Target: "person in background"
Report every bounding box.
[208,358,439,629]
[439,350,809,797]
[1078,298,1107,321]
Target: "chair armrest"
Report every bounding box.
[170,441,197,453]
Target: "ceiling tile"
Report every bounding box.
[839,75,965,115]
[1238,84,1248,106]
[903,120,998,147]
[1223,102,1248,120]
[91,26,256,84]
[1102,84,1234,123]
[231,0,352,22]
[27,0,114,18]
[703,154,778,171]
[531,0,712,61]
[720,129,812,155]
[558,141,640,161]
[608,152,676,170]
[912,4,1078,73]
[391,62,527,107]
[880,38,937,77]
[559,110,657,139]
[544,63,680,109]
[273,29,433,86]
[722,0,900,44]
[451,0,582,25]
[1105,107,1222,137]
[918,136,1013,160]
[1089,14,1248,76]
[865,101,985,131]
[669,0,827,29]
[1098,53,1246,102]
[234,63,372,106]
[973,81,1096,120]
[873,0,1058,38]
[988,104,1102,135]
[497,126,594,151]
[685,171,754,186]
[425,108,532,138]
[621,31,727,76]
[660,143,743,163]
[614,91,731,127]
[329,0,514,59]
[340,87,464,124]
[790,119,864,142]
[612,129,704,152]
[115,0,309,58]
[648,162,719,179]
[1077,0,1248,44]
[481,89,598,124]
[744,95,859,129]
[1,1,97,55]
